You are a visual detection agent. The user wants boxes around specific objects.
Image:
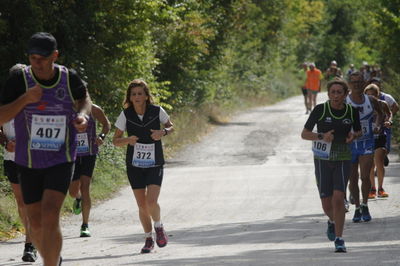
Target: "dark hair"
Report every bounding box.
[349,71,364,81]
[123,79,153,109]
[327,78,349,93]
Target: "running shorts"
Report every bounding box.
[351,139,374,163]
[374,135,387,150]
[314,159,351,198]
[72,155,97,181]
[4,160,19,184]
[307,88,319,95]
[17,162,74,204]
[126,165,163,189]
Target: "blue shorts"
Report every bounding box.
[351,139,374,163]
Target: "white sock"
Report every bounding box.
[328,219,334,224]
[154,221,162,228]
[360,203,368,207]
[145,232,152,238]
[335,237,343,241]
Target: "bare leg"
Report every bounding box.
[349,163,360,207]
[359,154,374,204]
[80,176,92,225]
[10,183,32,243]
[321,190,345,237]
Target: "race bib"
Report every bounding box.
[360,120,371,139]
[132,143,155,168]
[76,133,89,153]
[30,115,66,151]
[312,140,332,159]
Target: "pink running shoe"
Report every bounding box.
[141,237,154,253]
[154,226,168,248]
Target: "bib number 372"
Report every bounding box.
[132,143,155,168]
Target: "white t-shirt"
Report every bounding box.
[2,119,15,161]
[115,106,170,132]
[380,92,397,108]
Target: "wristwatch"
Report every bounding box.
[317,133,324,140]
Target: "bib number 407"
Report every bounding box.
[35,127,61,139]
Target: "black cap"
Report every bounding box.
[27,32,57,57]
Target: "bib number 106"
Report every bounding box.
[313,141,327,151]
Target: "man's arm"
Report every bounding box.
[0,84,42,126]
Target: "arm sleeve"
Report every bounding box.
[115,111,127,131]
[352,107,361,131]
[0,70,25,105]
[159,106,170,124]
[68,69,87,101]
[304,105,323,131]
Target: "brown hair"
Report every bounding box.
[327,78,349,93]
[123,79,154,109]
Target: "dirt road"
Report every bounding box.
[1,94,400,265]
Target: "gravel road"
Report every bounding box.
[1,94,400,265]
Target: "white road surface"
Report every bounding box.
[1,94,400,265]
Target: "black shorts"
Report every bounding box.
[127,165,163,189]
[301,87,308,96]
[374,135,387,150]
[72,155,97,181]
[4,160,19,184]
[17,162,74,204]
[314,159,350,198]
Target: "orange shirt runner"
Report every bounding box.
[306,68,322,92]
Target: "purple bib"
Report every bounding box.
[76,114,98,156]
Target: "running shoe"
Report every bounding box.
[368,187,376,199]
[80,224,91,237]
[154,226,168,247]
[378,188,389,198]
[22,243,37,262]
[361,205,372,222]
[384,155,389,166]
[334,238,347,253]
[73,198,82,215]
[352,208,362,223]
[326,220,335,241]
[344,199,350,213]
[141,237,154,253]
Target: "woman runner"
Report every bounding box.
[113,79,173,253]
[301,79,361,253]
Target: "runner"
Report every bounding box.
[0,32,90,266]
[302,79,361,253]
[0,64,37,262]
[112,79,172,254]
[300,62,310,114]
[346,71,383,223]
[306,63,322,110]
[363,84,392,199]
[324,60,343,81]
[346,64,356,81]
[69,103,111,237]
[369,77,399,166]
